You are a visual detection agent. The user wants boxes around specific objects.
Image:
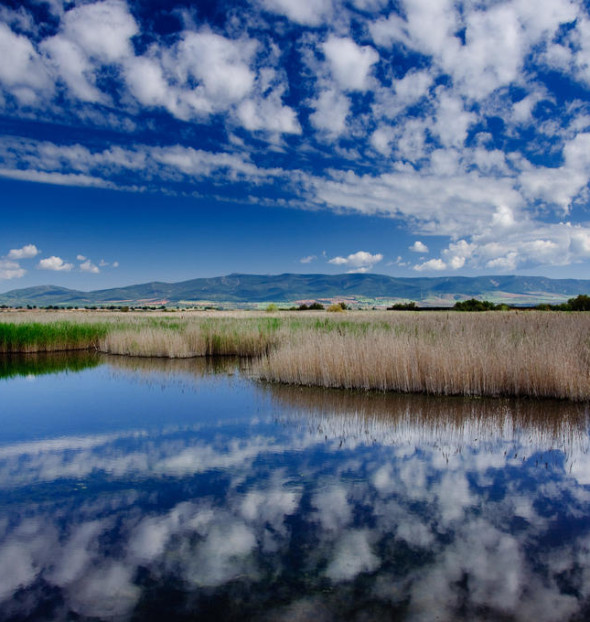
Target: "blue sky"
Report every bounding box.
[1,0,590,291]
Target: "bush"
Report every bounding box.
[387,302,418,310]
[453,299,497,311]
[568,295,590,311]
[327,303,345,312]
[266,303,279,312]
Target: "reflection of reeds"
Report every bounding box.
[104,352,239,378]
[0,351,101,379]
[265,382,590,451]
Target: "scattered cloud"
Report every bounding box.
[300,255,317,264]
[414,258,447,272]
[8,244,39,260]
[1,0,590,276]
[37,256,74,271]
[79,259,99,274]
[0,259,26,280]
[409,241,429,253]
[261,0,334,26]
[328,250,383,273]
[323,37,379,92]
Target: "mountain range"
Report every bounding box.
[1,273,590,307]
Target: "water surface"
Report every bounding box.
[1,353,590,621]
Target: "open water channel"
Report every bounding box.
[1,353,590,621]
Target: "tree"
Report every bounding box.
[568,295,590,311]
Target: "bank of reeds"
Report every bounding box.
[0,321,109,353]
[98,317,286,357]
[256,312,590,400]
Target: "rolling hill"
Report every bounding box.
[2,273,590,307]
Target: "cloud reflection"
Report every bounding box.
[1,360,590,620]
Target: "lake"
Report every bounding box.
[1,353,590,621]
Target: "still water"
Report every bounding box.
[1,353,590,621]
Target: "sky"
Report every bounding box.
[1,0,590,291]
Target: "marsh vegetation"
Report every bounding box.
[1,310,590,400]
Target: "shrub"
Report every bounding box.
[453,299,497,311]
[327,303,345,312]
[568,295,590,311]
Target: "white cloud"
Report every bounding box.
[300,255,317,264]
[414,258,446,272]
[79,260,99,274]
[0,168,114,188]
[409,241,429,253]
[37,256,74,271]
[8,244,39,260]
[261,0,333,26]
[309,88,350,136]
[323,37,379,92]
[77,255,86,261]
[0,259,25,280]
[0,23,52,104]
[41,0,138,104]
[59,0,138,63]
[328,250,383,272]
[236,95,301,134]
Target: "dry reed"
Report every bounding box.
[255,312,590,401]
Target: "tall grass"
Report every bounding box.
[99,316,286,357]
[256,312,590,400]
[0,321,109,353]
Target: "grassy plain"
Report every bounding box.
[1,310,589,400]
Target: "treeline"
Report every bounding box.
[388,295,590,312]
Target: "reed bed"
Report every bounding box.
[256,312,590,400]
[98,316,287,357]
[0,321,109,353]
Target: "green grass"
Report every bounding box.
[0,322,110,353]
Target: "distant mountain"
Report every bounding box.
[1,273,590,307]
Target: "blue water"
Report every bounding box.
[1,354,590,621]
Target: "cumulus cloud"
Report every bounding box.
[414,258,446,272]
[409,241,428,253]
[328,250,383,272]
[300,255,317,264]
[0,259,26,280]
[261,0,333,26]
[79,259,99,274]
[8,244,39,260]
[323,37,379,92]
[0,22,53,104]
[37,256,74,271]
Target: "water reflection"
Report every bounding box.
[0,350,100,380]
[1,355,590,621]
